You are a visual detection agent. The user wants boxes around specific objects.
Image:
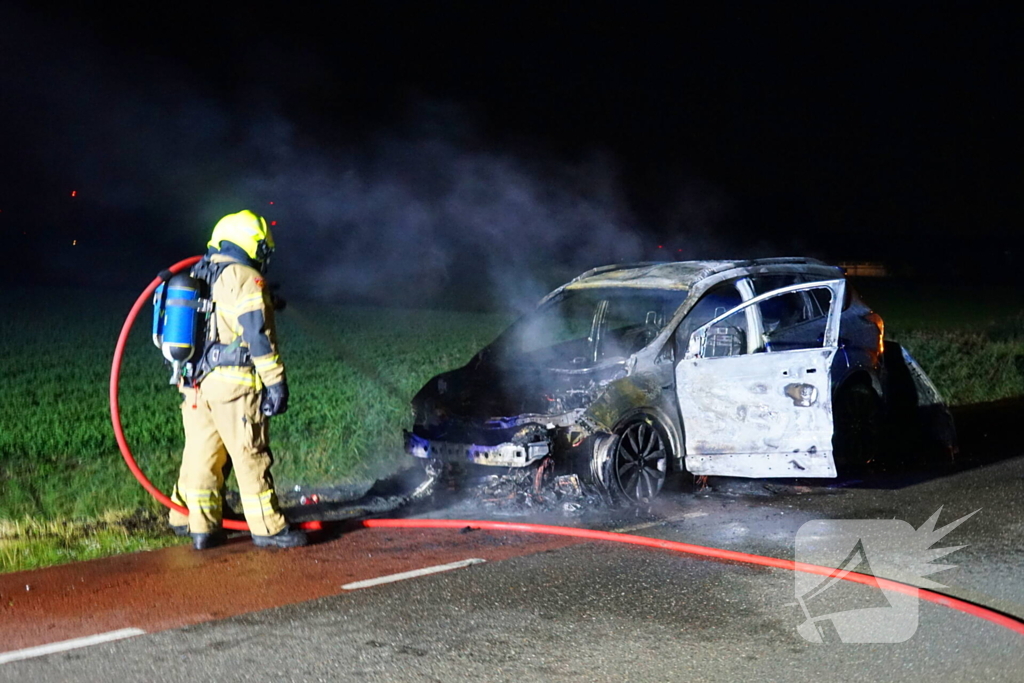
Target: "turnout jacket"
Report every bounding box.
[204,253,286,391]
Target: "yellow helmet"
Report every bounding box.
[208,210,275,262]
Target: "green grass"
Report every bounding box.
[859,280,1024,405]
[886,328,1024,406]
[2,281,1023,573]
[0,287,508,572]
[0,510,187,574]
[0,288,509,522]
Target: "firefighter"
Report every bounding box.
[168,209,307,550]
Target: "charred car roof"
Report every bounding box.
[547,257,839,302]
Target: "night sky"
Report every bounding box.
[2,2,1021,303]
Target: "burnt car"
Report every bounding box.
[405,258,954,503]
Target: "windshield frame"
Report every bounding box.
[483,286,690,372]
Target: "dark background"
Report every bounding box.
[2,2,1020,308]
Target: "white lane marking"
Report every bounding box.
[342,558,486,591]
[0,628,146,665]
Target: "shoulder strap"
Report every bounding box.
[191,256,233,288]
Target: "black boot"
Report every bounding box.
[191,531,224,550]
[252,526,308,548]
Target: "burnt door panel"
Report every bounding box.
[675,280,845,478]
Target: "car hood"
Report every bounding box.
[412,359,628,425]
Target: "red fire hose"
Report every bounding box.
[110,259,1024,637]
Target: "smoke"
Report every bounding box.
[1,5,741,310]
[243,116,646,311]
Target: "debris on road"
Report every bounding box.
[471,469,605,516]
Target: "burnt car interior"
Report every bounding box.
[682,281,837,358]
[760,288,833,352]
[490,288,690,370]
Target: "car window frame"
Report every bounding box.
[668,277,748,359]
[684,279,846,360]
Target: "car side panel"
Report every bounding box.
[677,348,838,477]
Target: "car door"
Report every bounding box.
[675,279,845,478]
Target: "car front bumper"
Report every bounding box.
[405,431,551,468]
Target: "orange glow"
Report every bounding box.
[72,239,77,245]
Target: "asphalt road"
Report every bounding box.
[2,446,1022,682]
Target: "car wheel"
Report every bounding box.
[611,419,669,503]
[833,382,882,474]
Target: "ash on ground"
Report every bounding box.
[439,468,611,518]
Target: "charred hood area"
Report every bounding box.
[410,359,628,444]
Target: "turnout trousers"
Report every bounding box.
[168,378,287,536]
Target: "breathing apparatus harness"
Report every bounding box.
[151,248,259,387]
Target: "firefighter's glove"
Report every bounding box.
[261,381,289,417]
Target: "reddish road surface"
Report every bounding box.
[0,527,581,652]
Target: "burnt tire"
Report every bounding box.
[610,418,670,504]
[832,382,882,474]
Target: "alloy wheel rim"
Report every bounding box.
[614,422,667,502]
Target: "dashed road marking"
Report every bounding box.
[0,628,146,665]
[342,558,486,590]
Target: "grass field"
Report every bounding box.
[0,287,508,571]
[856,279,1024,404]
[2,280,1023,572]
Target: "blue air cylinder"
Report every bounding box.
[160,273,202,364]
